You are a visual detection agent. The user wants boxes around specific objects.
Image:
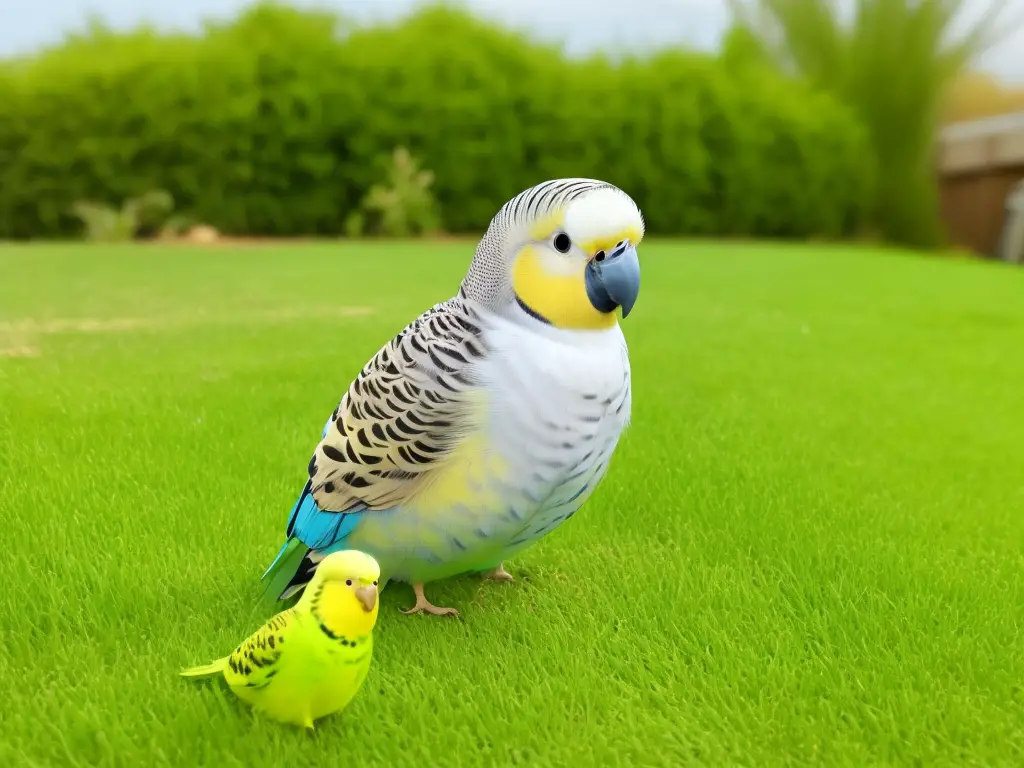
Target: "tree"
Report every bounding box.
[726,0,1024,248]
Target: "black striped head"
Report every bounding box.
[461,179,644,331]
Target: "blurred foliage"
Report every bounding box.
[158,214,200,240]
[345,147,442,237]
[70,189,174,242]
[719,25,775,75]
[69,201,137,243]
[943,70,1024,123]
[727,0,1023,249]
[0,2,873,241]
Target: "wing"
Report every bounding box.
[221,608,297,691]
[306,297,490,515]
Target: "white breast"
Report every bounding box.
[475,311,632,551]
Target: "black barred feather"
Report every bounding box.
[215,609,295,689]
[307,298,490,514]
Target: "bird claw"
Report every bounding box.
[401,583,459,617]
[483,563,514,582]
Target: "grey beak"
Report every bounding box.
[585,243,641,318]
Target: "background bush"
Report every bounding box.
[0,2,874,240]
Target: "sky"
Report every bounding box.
[0,0,1022,83]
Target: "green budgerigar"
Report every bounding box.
[181,549,380,729]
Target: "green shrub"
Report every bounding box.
[70,188,174,242]
[0,2,875,241]
[345,147,442,238]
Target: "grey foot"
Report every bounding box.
[483,563,514,582]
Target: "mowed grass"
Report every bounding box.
[1,240,1023,767]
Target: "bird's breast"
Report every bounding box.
[343,316,632,582]
[477,318,632,514]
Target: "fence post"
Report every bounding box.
[997,179,1024,264]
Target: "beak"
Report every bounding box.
[585,243,641,318]
[355,584,378,613]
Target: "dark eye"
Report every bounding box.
[553,233,572,253]
[372,580,378,586]
[345,579,352,586]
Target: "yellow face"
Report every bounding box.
[511,209,643,331]
[305,550,381,636]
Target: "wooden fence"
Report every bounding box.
[937,111,1024,259]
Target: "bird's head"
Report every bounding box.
[301,549,381,636]
[461,179,644,332]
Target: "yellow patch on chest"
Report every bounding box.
[412,431,508,514]
[345,402,508,556]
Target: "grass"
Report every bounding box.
[1,240,1022,767]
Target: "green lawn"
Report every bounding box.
[1,240,1022,767]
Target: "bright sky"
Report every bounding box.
[0,0,1022,82]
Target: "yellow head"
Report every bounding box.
[460,179,644,331]
[299,549,380,637]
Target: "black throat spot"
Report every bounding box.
[515,295,552,325]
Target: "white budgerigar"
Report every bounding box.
[263,178,643,616]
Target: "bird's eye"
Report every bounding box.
[345,579,352,586]
[553,233,572,253]
[372,580,378,586]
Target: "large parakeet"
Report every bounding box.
[262,178,643,616]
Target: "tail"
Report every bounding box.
[260,537,311,605]
[180,657,228,679]
[258,477,317,605]
[261,474,362,604]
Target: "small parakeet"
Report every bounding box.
[182,549,380,729]
[263,178,643,616]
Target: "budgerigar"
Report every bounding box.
[182,549,380,728]
[262,178,643,616]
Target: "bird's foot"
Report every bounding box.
[401,583,459,617]
[483,563,514,582]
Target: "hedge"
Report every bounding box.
[0,3,875,240]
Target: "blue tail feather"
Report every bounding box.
[262,412,365,600]
[287,480,363,550]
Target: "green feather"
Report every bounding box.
[259,538,306,607]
